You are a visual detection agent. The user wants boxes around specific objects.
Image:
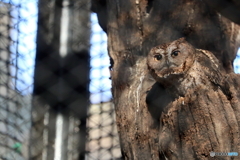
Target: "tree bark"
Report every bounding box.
[93,0,240,159]
[202,0,240,25]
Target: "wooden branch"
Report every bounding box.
[203,0,240,24]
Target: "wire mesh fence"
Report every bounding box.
[85,14,121,160]
[0,0,36,159]
[0,0,121,159]
[1,0,240,159]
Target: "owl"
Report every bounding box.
[147,37,224,97]
[147,38,240,159]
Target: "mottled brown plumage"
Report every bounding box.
[147,38,226,97]
[147,38,240,159]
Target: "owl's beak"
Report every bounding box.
[166,60,170,67]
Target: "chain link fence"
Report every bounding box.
[85,14,121,160]
[1,0,240,159]
[0,0,36,159]
[0,0,121,159]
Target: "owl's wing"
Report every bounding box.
[196,49,222,84]
[196,49,232,98]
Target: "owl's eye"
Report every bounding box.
[154,54,162,61]
[171,51,180,57]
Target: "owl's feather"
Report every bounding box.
[147,38,228,97]
[147,38,240,159]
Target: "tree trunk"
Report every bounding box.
[202,0,240,24]
[93,0,240,159]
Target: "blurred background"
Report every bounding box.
[0,0,121,159]
[0,0,239,160]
